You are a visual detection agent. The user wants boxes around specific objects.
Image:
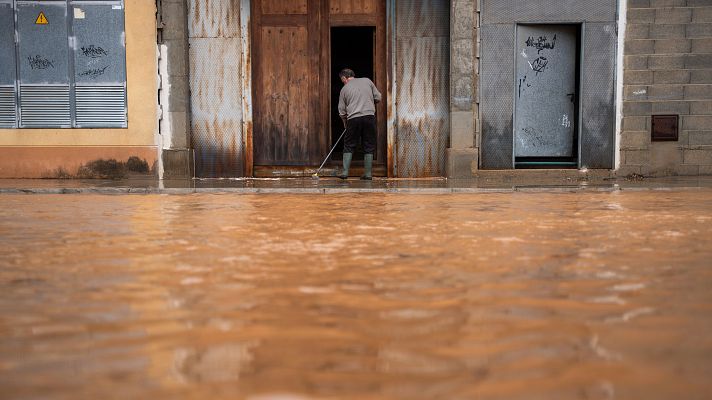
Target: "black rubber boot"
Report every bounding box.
[360,154,373,180]
[339,152,352,179]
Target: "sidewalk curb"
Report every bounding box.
[2,184,711,194]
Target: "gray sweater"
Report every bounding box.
[338,78,382,120]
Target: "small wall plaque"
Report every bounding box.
[651,115,679,142]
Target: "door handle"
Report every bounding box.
[566,93,576,103]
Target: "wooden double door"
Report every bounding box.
[251,0,387,168]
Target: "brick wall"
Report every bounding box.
[622,0,712,176]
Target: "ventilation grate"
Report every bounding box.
[75,86,127,128]
[0,86,16,128]
[20,85,71,128]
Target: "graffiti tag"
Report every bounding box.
[27,55,55,69]
[522,127,553,148]
[529,57,548,75]
[78,65,109,78]
[525,35,557,54]
[81,45,108,58]
[518,75,532,98]
[561,114,571,128]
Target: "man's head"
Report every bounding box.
[339,68,355,84]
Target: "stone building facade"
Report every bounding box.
[0,0,710,179]
[621,0,712,176]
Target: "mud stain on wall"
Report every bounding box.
[49,156,153,179]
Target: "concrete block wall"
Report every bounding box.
[447,0,480,178]
[622,0,712,176]
[157,0,193,179]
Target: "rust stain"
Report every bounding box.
[393,0,450,178]
[387,141,394,178]
[386,0,395,178]
[244,120,254,177]
[189,0,246,177]
[190,0,241,38]
[242,11,252,177]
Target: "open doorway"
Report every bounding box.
[330,26,375,161]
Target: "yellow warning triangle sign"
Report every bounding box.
[35,12,48,25]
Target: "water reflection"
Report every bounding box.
[0,192,711,399]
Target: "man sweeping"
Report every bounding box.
[337,68,381,180]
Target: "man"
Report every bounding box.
[337,68,381,180]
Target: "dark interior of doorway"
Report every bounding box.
[516,25,582,170]
[330,26,375,162]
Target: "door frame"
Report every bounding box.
[327,5,388,172]
[243,0,396,177]
[240,0,253,177]
[511,22,585,169]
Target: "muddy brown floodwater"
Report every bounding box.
[0,192,711,400]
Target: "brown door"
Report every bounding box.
[252,0,322,166]
[252,0,385,169]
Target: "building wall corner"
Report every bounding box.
[156,0,192,179]
[449,0,479,178]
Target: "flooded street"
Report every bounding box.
[1,191,711,400]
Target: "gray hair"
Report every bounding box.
[339,68,355,79]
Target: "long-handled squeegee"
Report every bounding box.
[312,128,347,179]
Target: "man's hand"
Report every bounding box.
[341,116,348,129]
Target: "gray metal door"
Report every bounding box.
[17,1,71,127]
[71,1,128,128]
[0,1,17,128]
[514,25,577,158]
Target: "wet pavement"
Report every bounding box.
[1,174,712,194]
[1,190,711,399]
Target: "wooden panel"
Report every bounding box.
[329,0,376,14]
[329,14,378,26]
[262,0,307,15]
[287,31,310,161]
[260,14,308,26]
[256,26,310,164]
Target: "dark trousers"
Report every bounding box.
[343,115,376,154]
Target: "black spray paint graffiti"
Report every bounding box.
[525,35,557,54]
[79,66,109,79]
[79,45,110,78]
[81,45,108,58]
[522,127,553,148]
[27,55,54,70]
[518,75,532,98]
[530,57,548,75]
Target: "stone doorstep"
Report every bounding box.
[474,169,615,182]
